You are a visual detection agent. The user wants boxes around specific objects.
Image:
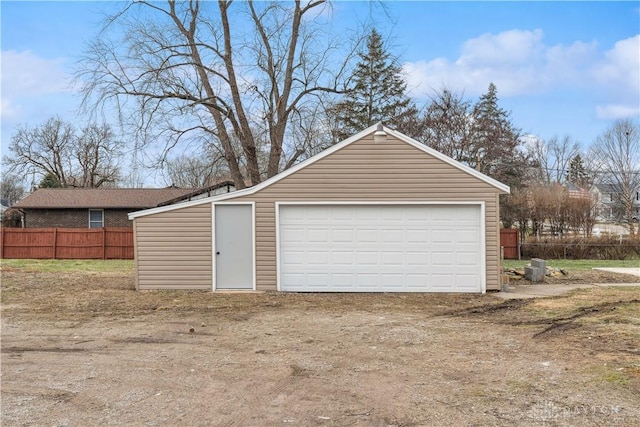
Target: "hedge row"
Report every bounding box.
[521,236,640,260]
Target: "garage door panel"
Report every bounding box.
[431,229,456,243]
[307,273,329,288]
[332,251,354,264]
[279,205,482,292]
[455,229,480,242]
[308,251,329,265]
[357,251,379,265]
[356,229,379,242]
[381,251,404,265]
[380,273,404,288]
[356,208,379,221]
[308,229,329,242]
[406,274,429,287]
[283,272,305,285]
[457,252,479,265]
[407,230,429,243]
[332,229,354,242]
[281,250,305,265]
[281,228,305,243]
[406,251,429,265]
[432,252,454,266]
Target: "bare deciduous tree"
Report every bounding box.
[0,173,26,205]
[164,152,228,188]
[527,135,580,184]
[3,117,123,188]
[589,119,640,235]
[79,0,360,189]
[420,88,472,160]
[75,124,123,188]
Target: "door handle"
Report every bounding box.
[216,251,220,255]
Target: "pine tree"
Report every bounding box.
[566,154,589,185]
[470,83,523,186]
[331,29,417,141]
[39,173,63,188]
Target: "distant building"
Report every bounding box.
[11,188,196,228]
[590,183,640,221]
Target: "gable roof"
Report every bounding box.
[591,183,622,194]
[129,124,511,219]
[14,188,195,209]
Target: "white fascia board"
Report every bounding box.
[384,127,511,194]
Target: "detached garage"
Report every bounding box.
[129,125,509,293]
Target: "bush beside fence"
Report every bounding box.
[521,236,640,260]
[0,228,133,260]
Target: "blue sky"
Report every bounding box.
[1,1,639,186]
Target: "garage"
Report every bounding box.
[278,204,484,292]
[129,124,509,292]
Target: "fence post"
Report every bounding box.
[102,228,106,260]
[0,228,4,259]
[53,228,57,259]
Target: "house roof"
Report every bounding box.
[129,124,511,219]
[13,188,195,209]
[591,183,622,193]
[157,180,236,206]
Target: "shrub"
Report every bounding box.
[522,235,640,260]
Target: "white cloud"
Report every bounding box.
[1,50,72,121]
[0,97,22,121]
[592,35,640,93]
[403,29,554,98]
[595,104,640,120]
[402,30,639,103]
[457,29,544,67]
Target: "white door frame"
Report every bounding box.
[212,201,256,291]
[275,201,486,293]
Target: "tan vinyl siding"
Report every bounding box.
[234,134,505,291]
[134,204,212,290]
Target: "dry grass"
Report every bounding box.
[2,264,640,426]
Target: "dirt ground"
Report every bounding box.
[1,266,639,426]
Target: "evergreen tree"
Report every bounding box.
[469,83,529,227]
[331,29,417,141]
[566,154,590,185]
[470,83,523,187]
[39,173,63,188]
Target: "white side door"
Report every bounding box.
[214,204,254,290]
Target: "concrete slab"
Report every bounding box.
[592,267,640,277]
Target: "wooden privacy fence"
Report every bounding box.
[0,228,134,260]
[500,228,520,260]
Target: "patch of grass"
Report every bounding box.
[591,366,630,386]
[0,259,134,273]
[517,288,640,329]
[531,287,640,311]
[503,259,640,272]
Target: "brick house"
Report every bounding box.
[11,188,196,228]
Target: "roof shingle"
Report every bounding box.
[13,188,195,209]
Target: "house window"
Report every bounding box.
[89,209,104,228]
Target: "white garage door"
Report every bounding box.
[278,205,483,293]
